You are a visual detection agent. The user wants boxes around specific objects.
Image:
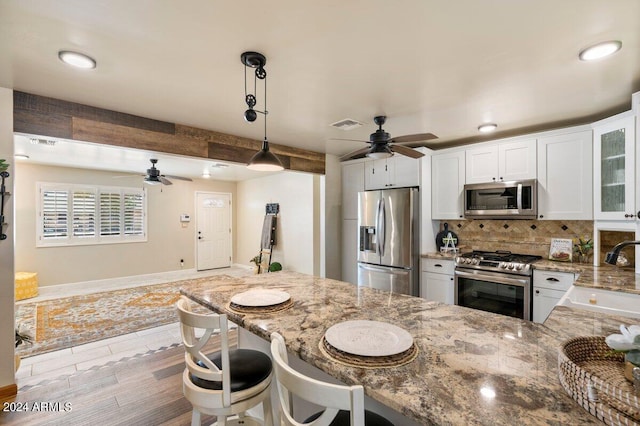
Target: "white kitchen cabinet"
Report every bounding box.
[532,270,575,323]
[365,155,420,190]
[593,113,636,220]
[431,150,465,220]
[465,139,536,184]
[421,258,454,304]
[341,161,365,220]
[537,129,593,220]
[341,219,358,285]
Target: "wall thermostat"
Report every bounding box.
[180,214,191,222]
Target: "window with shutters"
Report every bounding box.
[37,183,146,247]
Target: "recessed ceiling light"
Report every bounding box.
[14,154,29,160]
[58,50,97,69]
[578,40,622,61]
[478,123,497,133]
[202,170,211,178]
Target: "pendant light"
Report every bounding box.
[242,51,284,171]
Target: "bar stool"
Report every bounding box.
[176,296,273,426]
[270,332,394,426]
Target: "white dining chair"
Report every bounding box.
[269,332,394,426]
[176,296,273,426]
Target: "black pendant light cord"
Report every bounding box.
[263,74,267,143]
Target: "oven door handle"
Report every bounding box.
[454,269,530,287]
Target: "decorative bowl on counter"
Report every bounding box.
[558,336,639,424]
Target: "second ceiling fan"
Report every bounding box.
[142,159,192,185]
[337,116,438,161]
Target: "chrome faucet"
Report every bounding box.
[604,240,640,265]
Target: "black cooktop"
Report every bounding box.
[460,250,542,264]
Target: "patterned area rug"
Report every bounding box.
[15,276,222,358]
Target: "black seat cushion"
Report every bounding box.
[189,348,272,392]
[304,409,394,426]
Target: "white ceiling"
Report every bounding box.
[1,1,639,178]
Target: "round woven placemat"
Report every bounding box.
[319,336,418,369]
[558,336,639,425]
[227,298,293,314]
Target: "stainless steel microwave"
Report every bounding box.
[464,179,537,219]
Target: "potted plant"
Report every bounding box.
[573,236,593,264]
[605,324,640,382]
[268,262,282,272]
[15,323,33,371]
[250,254,261,274]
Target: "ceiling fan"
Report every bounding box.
[335,116,438,161]
[122,159,193,186]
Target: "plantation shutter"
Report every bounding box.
[41,189,69,239]
[72,190,96,237]
[124,191,144,236]
[99,191,121,236]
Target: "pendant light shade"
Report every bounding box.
[247,139,284,171]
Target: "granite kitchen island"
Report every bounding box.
[179,270,620,425]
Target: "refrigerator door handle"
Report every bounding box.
[375,198,383,256]
[379,197,386,256]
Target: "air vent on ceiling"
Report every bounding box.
[29,138,56,146]
[330,118,363,131]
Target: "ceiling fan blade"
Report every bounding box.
[159,176,173,185]
[339,146,371,161]
[391,133,438,143]
[163,175,193,182]
[330,138,371,143]
[391,144,425,159]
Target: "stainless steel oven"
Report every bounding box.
[454,251,541,320]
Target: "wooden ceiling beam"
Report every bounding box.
[13,91,325,174]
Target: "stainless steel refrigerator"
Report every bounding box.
[357,187,419,296]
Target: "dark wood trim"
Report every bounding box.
[13,92,325,174]
[0,383,17,402]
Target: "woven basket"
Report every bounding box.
[558,336,639,425]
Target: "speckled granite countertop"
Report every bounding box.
[180,271,609,425]
[422,252,640,295]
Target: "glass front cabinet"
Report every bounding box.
[593,114,636,220]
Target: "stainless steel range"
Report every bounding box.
[454,250,542,320]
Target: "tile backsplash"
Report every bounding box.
[437,220,594,258]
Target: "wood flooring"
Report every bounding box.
[0,332,236,426]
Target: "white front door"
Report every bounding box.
[196,192,231,270]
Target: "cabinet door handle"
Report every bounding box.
[434,264,442,268]
[637,211,640,218]
[546,277,559,282]
[535,290,540,294]
[450,277,454,281]
[539,215,544,219]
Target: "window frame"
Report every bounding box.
[36,182,147,247]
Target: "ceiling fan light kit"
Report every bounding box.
[241,51,284,171]
[337,115,435,161]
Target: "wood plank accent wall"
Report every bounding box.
[13,92,325,174]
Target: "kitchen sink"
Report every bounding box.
[558,285,640,319]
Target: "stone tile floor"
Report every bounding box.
[15,266,251,391]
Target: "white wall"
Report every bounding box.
[14,162,237,286]
[237,171,319,274]
[322,154,341,279]
[0,88,15,390]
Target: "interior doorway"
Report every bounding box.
[196,192,232,270]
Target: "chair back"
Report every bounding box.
[176,296,231,406]
[270,332,365,426]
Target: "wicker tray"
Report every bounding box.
[558,336,639,425]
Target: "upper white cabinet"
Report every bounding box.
[593,114,636,220]
[431,150,465,220]
[365,155,420,190]
[465,139,536,184]
[341,161,365,220]
[537,129,593,220]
